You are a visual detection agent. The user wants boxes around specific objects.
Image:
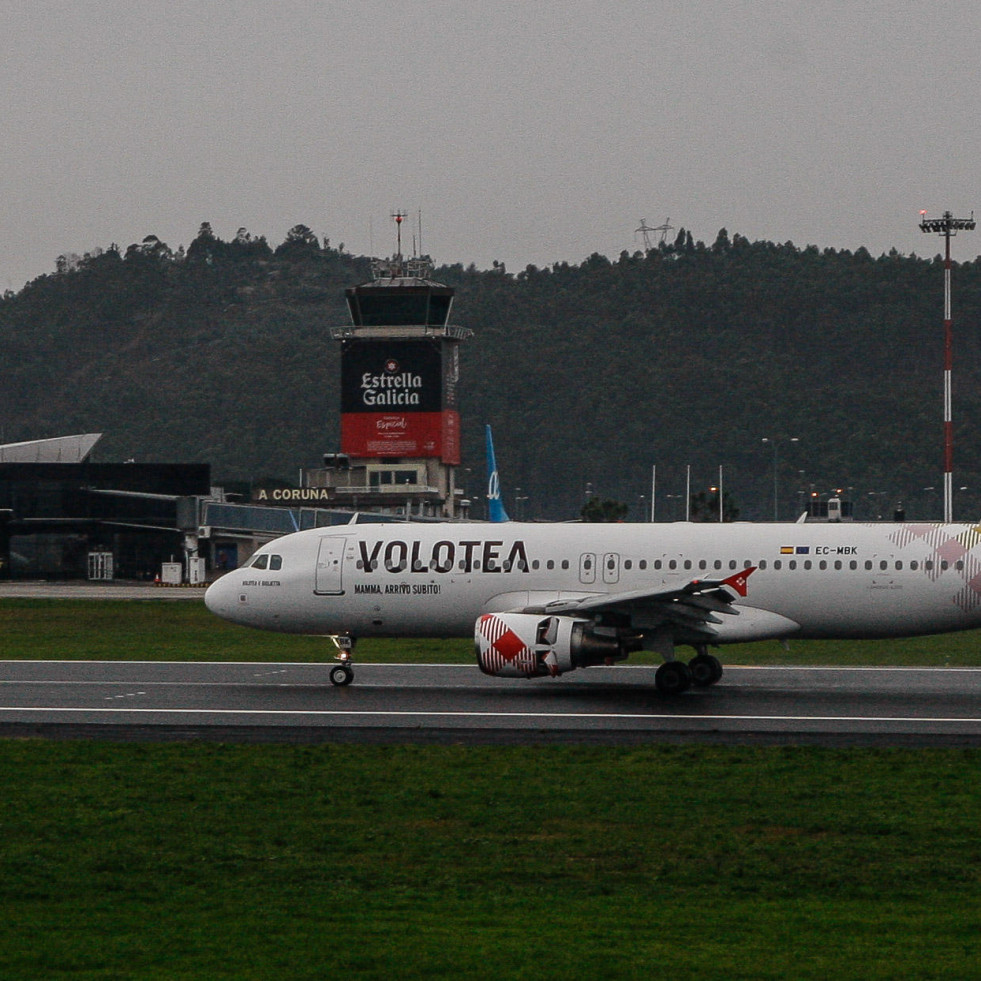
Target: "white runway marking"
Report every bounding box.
[0,707,979,724]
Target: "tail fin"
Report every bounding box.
[485,425,510,523]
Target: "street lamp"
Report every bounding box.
[761,437,799,521]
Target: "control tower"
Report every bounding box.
[303,216,473,518]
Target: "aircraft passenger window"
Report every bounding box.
[956,561,964,571]
[532,560,540,570]
[583,558,592,571]
[669,560,677,570]
[880,561,888,571]
[698,560,707,570]
[251,554,268,569]
[759,560,767,570]
[941,561,949,570]
[684,560,692,570]
[561,560,569,570]
[607,558,615,570]
[850,561,857,570]
[357,560,363,570]
[270,555,282,571]
[744,560,753,568]
[653,560,661,570]
[729,560,737,570]
[774,560,782,570]
[804,560,812,570]
[865,561,873,570]
[910,561,918,570]
[789,560,797,570]
[639,560,647,570]
[834,561,842,570]
[819,560,827,570]
[473,561,481,570]
[547,560,555,570]
[895,561,903,571]
[503,560,512,572]
[624,560,632,570]
[714,560,722,570]
[926,560,934,571]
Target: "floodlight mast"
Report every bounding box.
[919,210,975,522]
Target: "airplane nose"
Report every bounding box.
[204,576,236,621]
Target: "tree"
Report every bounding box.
[186,222,221,263]
[689,490,740,522]
[581,497,629,522]
[275,224,320,259]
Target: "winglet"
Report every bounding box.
[721,566,756,598]
[485,425,510,523]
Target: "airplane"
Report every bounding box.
[485,425,510,522]
[204,518,981,693]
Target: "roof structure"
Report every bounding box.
[0,433,102,463]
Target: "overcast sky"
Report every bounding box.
[1,1,979,291]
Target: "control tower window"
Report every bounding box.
[369,469,419,488]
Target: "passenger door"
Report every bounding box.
[315,536,348,594]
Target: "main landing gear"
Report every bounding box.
[654,647,723,695]
[328,635,355,686]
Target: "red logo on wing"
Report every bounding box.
[722,566,756,597]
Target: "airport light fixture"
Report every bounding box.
[919,209,975,522]
[761,437,799,521]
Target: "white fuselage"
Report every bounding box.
[204,520,981,643]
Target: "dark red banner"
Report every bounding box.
[342,411,460,463]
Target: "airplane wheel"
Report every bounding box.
[330,665,354,687]
[655,660,692,695]
[689,653,722,687]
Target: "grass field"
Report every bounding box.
[2,742,979,979]
[1,599,980,978]
[3,597,981,665]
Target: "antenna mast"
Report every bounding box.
[392,210,407,258]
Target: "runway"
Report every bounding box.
[1,661,980,746]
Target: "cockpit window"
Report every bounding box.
[250,553,282,570]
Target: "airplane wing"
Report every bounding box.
[519,568,757,642]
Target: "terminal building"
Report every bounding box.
[0,434,211,580]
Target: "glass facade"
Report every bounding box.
[0,463,210,580]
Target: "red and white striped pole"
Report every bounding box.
[920,210,975,523]
[943,229,953,523]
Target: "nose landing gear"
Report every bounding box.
[328,635,355,686]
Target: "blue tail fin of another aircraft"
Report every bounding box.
[485,425,510,522]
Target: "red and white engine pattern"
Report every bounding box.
[475,613,632,678]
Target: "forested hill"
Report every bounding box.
[2,223,981,522]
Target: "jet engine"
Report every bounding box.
[475,613,640,678]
